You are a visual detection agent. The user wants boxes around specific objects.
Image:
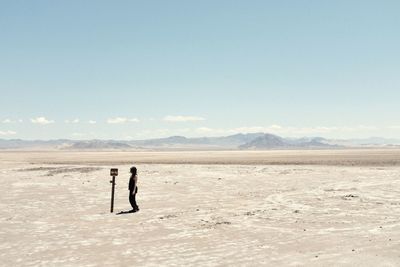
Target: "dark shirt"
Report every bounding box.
[129,175,137,192]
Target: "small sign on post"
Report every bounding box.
[110,168,118,176]
[110,168,118,213]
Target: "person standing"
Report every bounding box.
[129,166,139,212]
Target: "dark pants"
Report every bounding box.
[129,187,138,210]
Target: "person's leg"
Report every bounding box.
[134,187,139,211]
[129,191,136,210]
[132,193,139,211]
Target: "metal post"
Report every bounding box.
[110,176,115,213]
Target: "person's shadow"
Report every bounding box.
[116,210,136,215]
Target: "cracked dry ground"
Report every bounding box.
[1,161,400,266]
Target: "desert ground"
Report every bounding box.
[1,149,400,266]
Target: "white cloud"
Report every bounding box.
[0,130,16,136]
[107,117,128,124]
[193,125,380,137]
[65,119,80,124]
[196,127,213,132]
[163,115,205,122]
[107,117,140,124]
[88,120,97,124]
[270,124,283,130]
[195,127,227,135]
[388,125,400,129]
[228,125,379,135]
[31,117,55,125]
[1,119,23,123]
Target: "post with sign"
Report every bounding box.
[110,168,118,213]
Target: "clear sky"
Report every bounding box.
[1,0,399,140]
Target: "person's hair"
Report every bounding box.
[130,166,137,176]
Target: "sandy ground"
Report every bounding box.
[1,150,400,266]
[2,149,400,166]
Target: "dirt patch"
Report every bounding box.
[18,166,103,176]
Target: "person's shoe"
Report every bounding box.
[129,209,137,213]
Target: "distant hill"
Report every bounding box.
[327,137,400,147]
[239,134,335,149]
[0,139,71,149]
[239,134,286,149]
[130,133,265,148]
[65,141,132,150]
[0,133,399,150]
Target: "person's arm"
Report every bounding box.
[129,177,133,191]
[132,175,137,193]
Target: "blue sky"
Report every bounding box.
[1,0,399,140]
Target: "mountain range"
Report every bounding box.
[1,133,399,150]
